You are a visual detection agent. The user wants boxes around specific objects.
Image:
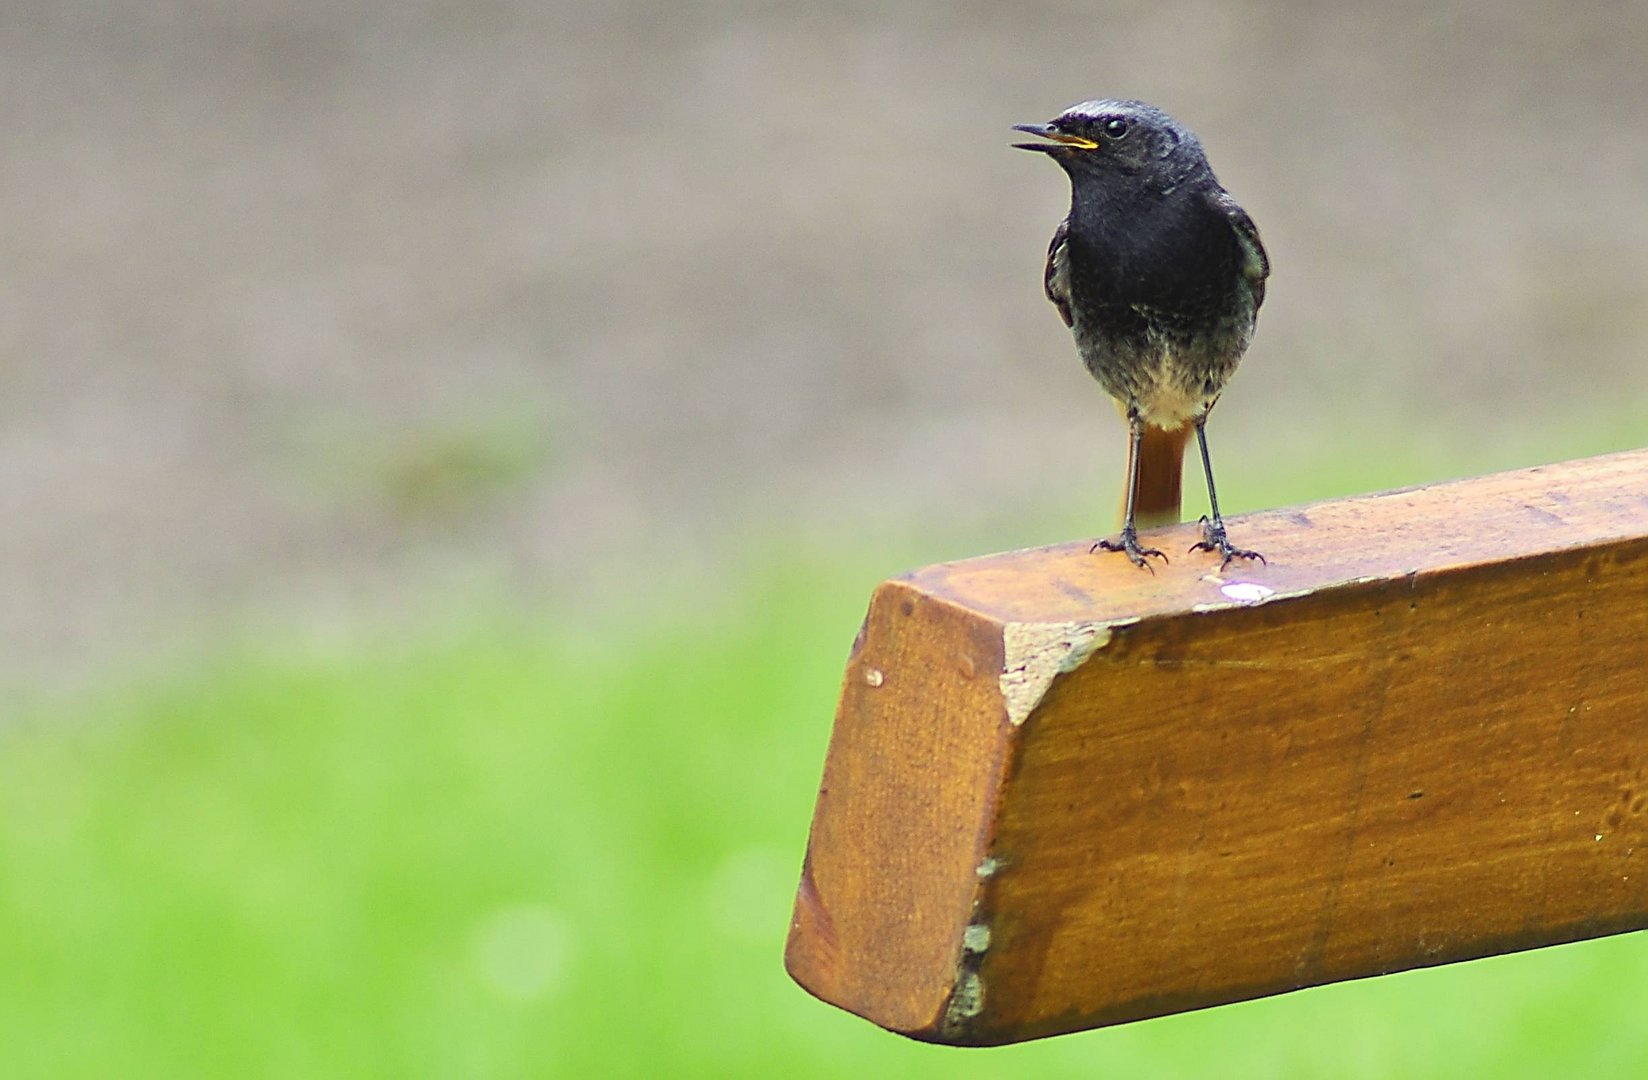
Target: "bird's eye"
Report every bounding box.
[1103,118,1129,138]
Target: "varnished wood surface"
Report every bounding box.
[785,448,1648,1044]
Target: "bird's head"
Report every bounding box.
[1013,99,1208,183]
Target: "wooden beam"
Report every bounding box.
[785,448,1648,1045]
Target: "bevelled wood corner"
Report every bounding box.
[785,448,1648,1045]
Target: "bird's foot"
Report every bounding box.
[1190,515,1266,569]
[1093,527,1168,572]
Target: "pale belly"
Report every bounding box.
[1079,332,1244,430]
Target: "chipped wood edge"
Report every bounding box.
[999,619,1131,726]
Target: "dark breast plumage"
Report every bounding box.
[1044,181,1268,428]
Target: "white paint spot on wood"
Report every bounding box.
[1221,581,1275,603]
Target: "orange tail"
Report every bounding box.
[1127,421,1194,529]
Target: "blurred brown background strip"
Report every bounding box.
[3,2,1646,678]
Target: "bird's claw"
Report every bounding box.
[1093,528,1168,572]
[1189,515,1265,569]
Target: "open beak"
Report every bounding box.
[1011,123,1099,153]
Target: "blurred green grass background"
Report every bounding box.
[4,431,1647,1079]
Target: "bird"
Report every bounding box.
[1013,99,1269,569]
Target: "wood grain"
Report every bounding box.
[784,448,1648,1044]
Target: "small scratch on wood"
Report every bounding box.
[1521,502,1567,527]
[1144,653,1363,671]
[1000,620,1125,726]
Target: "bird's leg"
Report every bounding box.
[1094,408,1168,571]
[1188,414,1265,568]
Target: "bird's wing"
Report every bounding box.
[1043,218,1074,327]
[1207,190,1270,311]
